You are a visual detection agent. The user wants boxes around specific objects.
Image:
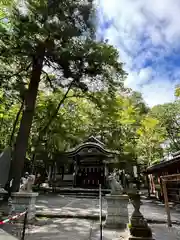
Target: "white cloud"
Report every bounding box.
[98,0,180,106]
[99,0,180,45]
[125,67,152,88]
[141,80,177,107]
[125,73,178,107]
[139,67,153,84]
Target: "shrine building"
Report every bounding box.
[51,136,118,188]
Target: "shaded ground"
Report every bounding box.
[27,218,94,240]
[1,218,129,240]
[150,224,180,240]
[36,195,107,217]
[1,194,180,239]
[2,219,180,240]
[36,194,180,223]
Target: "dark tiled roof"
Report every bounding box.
[146,154,180,174]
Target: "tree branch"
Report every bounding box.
[42,70,57,92]
[3,62,32,81]
[40,80,75,136]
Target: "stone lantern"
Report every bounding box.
[128,192,154,240]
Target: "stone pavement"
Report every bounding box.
[150,224,180,240]
[36,195,107,218]
[33,194,180,239]
[24,218,129,240]
[140,198,180,223]
[2,194,180,239]
[27,218,95,240]
[35,194,180,223]
[2,218,180,240]
[25,219,180,240]
[0,228,18,240]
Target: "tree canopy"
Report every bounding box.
[0,0,179,191]
[0,0,127,191]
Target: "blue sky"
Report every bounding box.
[96,0,180,107]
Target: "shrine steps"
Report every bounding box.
[35,187,111,197]
[57,180,73,187]
[53,187,110,197]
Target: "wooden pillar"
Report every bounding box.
[161,178,172,227]
[73,157,77,187]
[60,166,63,181]
[158,174,163,200]
[53,162,57,181]
[102,166,105,188]
[148,174,155,194]
[146,174,150,197]
[104,164,107,187]
[47,165,51,182]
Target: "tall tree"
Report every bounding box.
[0,0,126,191]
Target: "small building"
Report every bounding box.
[145,151,180,202]
[51,136,119,188]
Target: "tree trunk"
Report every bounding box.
[11,46,45,192]
[146,175,151,197]
[9,101,24,147]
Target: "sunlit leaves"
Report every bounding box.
[150,101,180,153]
[175,85,180,98]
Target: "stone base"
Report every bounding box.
[11,191,38,222]
[105,194,129,229]
[104,223,127,229]
[0,201,10,216]
[0,188,9,216]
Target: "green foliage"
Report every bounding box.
[150,101,180,153]
[0,0,128,190]
[175,85,180,98]
[0,81,173,169]
[0,0,179,178]
[136,116,165,165]
[28,89,149,166]
[0,0,126,94]
[0,88,22,150]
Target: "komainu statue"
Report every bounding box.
[20,175,35,192]
[108,174,124,194]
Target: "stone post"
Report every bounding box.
[11,192,38,222]
[11,174,38,222]
[105,194,129,229]
[0,187,10,217]
[128,192,154,240]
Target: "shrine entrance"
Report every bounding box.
[76,166,105,188]
[64,136,117,188]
